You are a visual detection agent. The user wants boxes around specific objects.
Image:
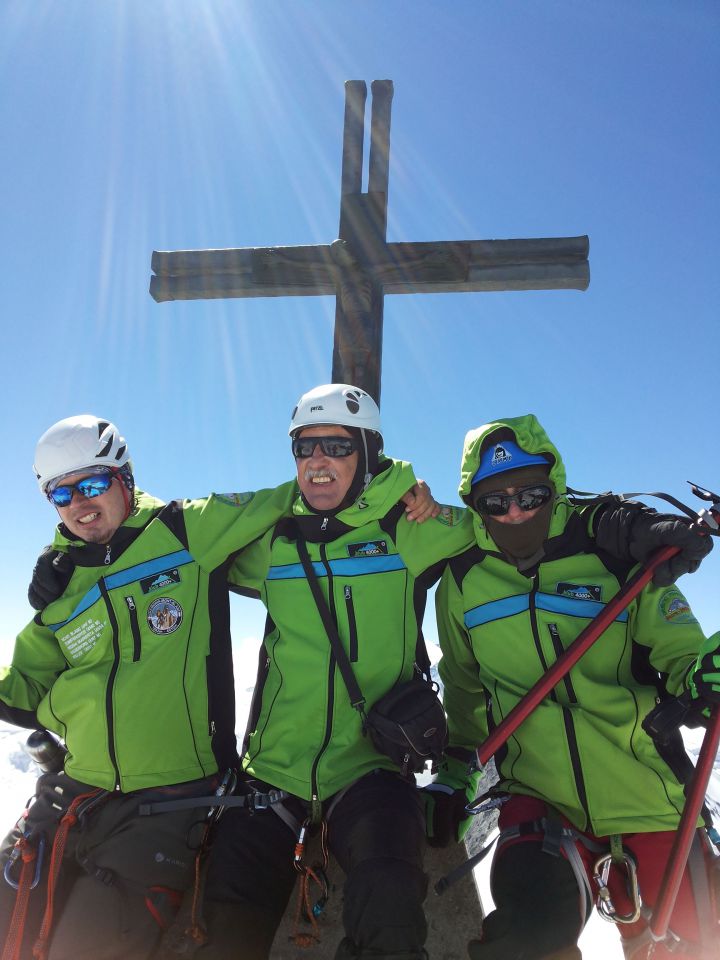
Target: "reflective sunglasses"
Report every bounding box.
[472,483,553,517]
[292,436,359,459]
[47,472,115,508]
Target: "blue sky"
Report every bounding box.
[1,0,719,655]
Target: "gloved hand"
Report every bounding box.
[689,632,720,706]
[595,501,713,587]
[28,546,75,610]
[422,750,481,848]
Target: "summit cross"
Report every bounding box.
[150,80,589,404]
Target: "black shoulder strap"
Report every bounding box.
[294,532,367,716]
[567,486,696,520]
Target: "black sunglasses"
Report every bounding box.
[47,471,115,508]
[292,436,359,459]
[473,483,553,517]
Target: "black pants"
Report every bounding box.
[0,771,210,960]
[468,841,583,960]
[199,770,428,960]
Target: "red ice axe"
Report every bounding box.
[648,703,720,946]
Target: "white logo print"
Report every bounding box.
[491,444,512,466]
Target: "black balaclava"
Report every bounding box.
[471,465,555,567]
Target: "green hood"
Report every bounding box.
[291,457,416,528]
[459,414,570,546]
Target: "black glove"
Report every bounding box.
[594,502,712,587]
[28,546,75,610]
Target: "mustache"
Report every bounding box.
[304,467,338,482]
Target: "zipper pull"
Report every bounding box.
[321,517,329,531]
[104,545,112,565]
[125,596,135,612]
[344,585,351,601]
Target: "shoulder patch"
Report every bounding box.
[658,590,697,625]
[436,505,464,527]
[217,492,255,507]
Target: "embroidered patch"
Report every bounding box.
[436,505,464,527]
[140,568,181,594]
[147,597,184,635]
[659,591,697,624]
[217,492,255,507]
[348,540,389,557]
[556,582,602,602]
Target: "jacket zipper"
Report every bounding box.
[543,619,590,825]
[547,623,577,703]
[309,543,337,801]
[124,596,142,662]
[99,579,122,789]
[344,586,359,662]
[528,576,556,702]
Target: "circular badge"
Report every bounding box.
[658,590,696,625]
[147,597,184,635]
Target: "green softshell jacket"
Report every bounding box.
[0,485,296,792]
[228,458,473,802]
[437,414,706,836]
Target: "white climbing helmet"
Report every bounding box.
[288,384,383,449]
[34,415,131,493]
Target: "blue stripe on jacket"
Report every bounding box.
[267,554,407,581]
[464,592,629,631]
[48,550,194,632]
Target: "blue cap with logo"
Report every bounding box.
[471,440,550,487]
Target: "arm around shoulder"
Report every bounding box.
[183,480,297,571]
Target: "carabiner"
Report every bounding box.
[3,834,46,890]
[592,852,642,924]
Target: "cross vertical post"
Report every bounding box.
[332,80,394,402]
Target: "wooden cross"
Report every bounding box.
[150,80,589,404]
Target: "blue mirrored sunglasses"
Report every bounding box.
[47,472,115,508]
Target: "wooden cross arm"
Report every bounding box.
[149,235,589,303]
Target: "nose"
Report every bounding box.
[506,500,523,518]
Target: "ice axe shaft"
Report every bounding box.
[649,704,720,943]
[476,544,679,767]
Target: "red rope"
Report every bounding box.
[32,790,102,960]
[1,837,39,960]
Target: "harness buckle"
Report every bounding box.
[592,851,642,924]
